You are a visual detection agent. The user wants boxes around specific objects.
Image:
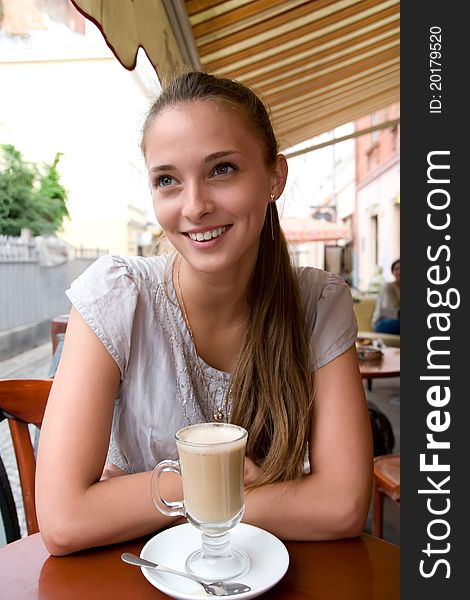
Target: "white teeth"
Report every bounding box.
[189,226,226,242]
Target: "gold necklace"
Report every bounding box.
[175,256,231,422]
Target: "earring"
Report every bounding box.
[269,194,275,241]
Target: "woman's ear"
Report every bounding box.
[270,154,288,200]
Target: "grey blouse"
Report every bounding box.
[66,253,357,474]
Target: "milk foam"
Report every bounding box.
[178,424,246,452]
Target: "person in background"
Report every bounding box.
[372,258,400,335]
[36,71,373,556]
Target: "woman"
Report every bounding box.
[372,259,400,335]
[36,72,372,555]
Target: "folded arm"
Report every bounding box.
[37,310,372,554]
[36,308,182,556]
[242,345,373,540]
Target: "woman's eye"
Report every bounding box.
[212,163,236,177]
[155,175,176,188]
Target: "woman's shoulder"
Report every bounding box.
[65,253,176,377]
[296,265,355,331]
[296,265,350,301]
[74,253,174,289]
[296,266,357,371]
[97,253,172,277]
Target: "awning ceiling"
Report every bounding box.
[72,0,400,149]
[187,0,400,149]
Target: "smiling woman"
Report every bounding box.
[35,71,373,556]
[145,99,284,280]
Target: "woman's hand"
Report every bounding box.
[244,456,262,488]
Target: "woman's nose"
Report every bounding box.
[181,185,214,221]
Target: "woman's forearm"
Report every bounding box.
[243,473,370,541]
[243,349,373,541]
[38,470,183,556]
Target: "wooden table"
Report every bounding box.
[0,531,399,599]
[358,347,400,390]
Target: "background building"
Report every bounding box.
[354,103,400,290]
[0,1,158,256]
[282,124,355,273]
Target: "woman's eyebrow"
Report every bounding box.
[150,164,175,173]
[204,150,241,163]
[150,150,241,173]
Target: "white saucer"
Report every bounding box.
[140,523,289,600]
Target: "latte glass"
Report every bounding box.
[151,423,250,582]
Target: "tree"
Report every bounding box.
[0,144,69,236]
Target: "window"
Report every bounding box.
[371,112,379,143]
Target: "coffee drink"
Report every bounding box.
[176,424,246,525]
[152,422,250,582]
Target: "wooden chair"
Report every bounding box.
[50,313,69,355]
[0,429,21,542]
[0,379,52,536]
[48,314,69,378]
[372,453,400,539]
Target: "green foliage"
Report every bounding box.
[0,144,69,236]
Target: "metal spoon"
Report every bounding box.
[121,552,251,596]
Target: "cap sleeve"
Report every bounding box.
[300,269,358,371]
[65,255,138,377]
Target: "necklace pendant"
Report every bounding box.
[213,410,224,422]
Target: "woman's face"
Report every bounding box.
[144,100,287,275]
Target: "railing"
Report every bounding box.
[0,236,108,332]
[0,261,71,331]
[0,236,109,263]
[72,246,109,260]
[0,236,38,262]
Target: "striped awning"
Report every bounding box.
[187,0,400,149]
[72,0,400,148]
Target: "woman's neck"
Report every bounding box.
[174,254,252,329]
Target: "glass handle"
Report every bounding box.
[151,460,185,517]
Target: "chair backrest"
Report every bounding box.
[51,313,69,355]
[353,297,376,331]
[372,453,400,538]
[0,379,52,535]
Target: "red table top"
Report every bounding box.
[0,531,399,599]
[358,347,400,379]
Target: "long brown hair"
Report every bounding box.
[141,72,313,485]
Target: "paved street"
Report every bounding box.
[0,342,51,380]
